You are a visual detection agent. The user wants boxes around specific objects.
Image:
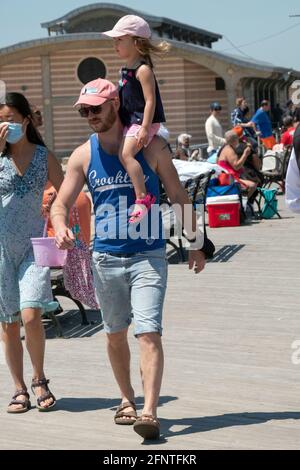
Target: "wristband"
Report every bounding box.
[184,232,204,250]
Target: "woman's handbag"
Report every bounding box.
[63,206,99,309]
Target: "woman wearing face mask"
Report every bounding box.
[0,92,64,413]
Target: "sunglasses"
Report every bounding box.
[78,104,106,118]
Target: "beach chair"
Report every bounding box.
[48,269,89,337]
[255,187,281,219]
[161,170,215,261]
[261,146,291,194]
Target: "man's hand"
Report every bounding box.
[55,226,75,250]
[188,250,206,274]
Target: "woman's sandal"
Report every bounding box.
[7,389,31,414]
[31,378,56,412]
[133,414,160,440]
[114,400,137,425]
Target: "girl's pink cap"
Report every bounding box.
[102,15,151,39]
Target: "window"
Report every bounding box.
[215,77,226,91]
[77,57,106,84]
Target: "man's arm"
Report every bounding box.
[205,119,225,147]
[232,109,255,130]
[251,113,260,133]
[51,142,88,248]
[240,121,256,129]
[212,133,226,147]
[149,138,214,273]
[226,145,251,171]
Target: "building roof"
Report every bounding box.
[173,40,296,75]
[40,3,222,48]
[0,32,299,85]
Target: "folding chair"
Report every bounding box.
[161,170,215,262]
[255,187,281,219]
[185,169,215,207]
[261,146,291,194]
[48,269,89,337]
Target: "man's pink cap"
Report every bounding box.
[74,78,118,107]
[102,15,151,39]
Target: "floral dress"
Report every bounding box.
[0,145,57,323]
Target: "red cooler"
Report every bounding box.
[207,195,240,228]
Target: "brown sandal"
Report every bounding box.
[31,378,56,412]
[114,400,137,425]
[7,389,31,414]
[133,414,160,440]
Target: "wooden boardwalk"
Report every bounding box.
[1,195,300,450]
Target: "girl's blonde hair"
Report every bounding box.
[134,38,171,68]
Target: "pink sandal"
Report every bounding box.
[129,193,156,224]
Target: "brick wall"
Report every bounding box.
[0,43,230,156]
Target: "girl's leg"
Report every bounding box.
[21,308,54,408]
[119,137,146,198]
[1,320,27,411]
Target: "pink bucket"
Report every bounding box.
[31,237,67,267]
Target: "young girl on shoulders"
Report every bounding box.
[102,15,170,223]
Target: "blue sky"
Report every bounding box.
[1,0,300,70]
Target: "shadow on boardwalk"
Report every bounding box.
[43,309,103,339]
[55,395,178,413]
[140,411,300,445]
[167,244,246,264]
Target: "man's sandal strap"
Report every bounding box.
[117,401,136,412]
[9,399,28,406]
[31,378,50,388]
[36,391,55,406]
[13,389,29,399]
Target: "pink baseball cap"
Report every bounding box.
[102,15,151,39]
[74,78,118,107]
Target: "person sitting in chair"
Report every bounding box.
[174,133,200,161]
[233,126,264,187]
[217,130,258,199]
[280,116,295,148]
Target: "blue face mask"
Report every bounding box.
[6,122,25,144]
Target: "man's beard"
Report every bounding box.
[89,104,117,133]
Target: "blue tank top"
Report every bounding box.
[119,63,166,127]
[87,134,165,253]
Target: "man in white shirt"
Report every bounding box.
[205,102,226,157]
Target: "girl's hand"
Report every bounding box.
[136,126,149,147]
[0,122,8,153]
